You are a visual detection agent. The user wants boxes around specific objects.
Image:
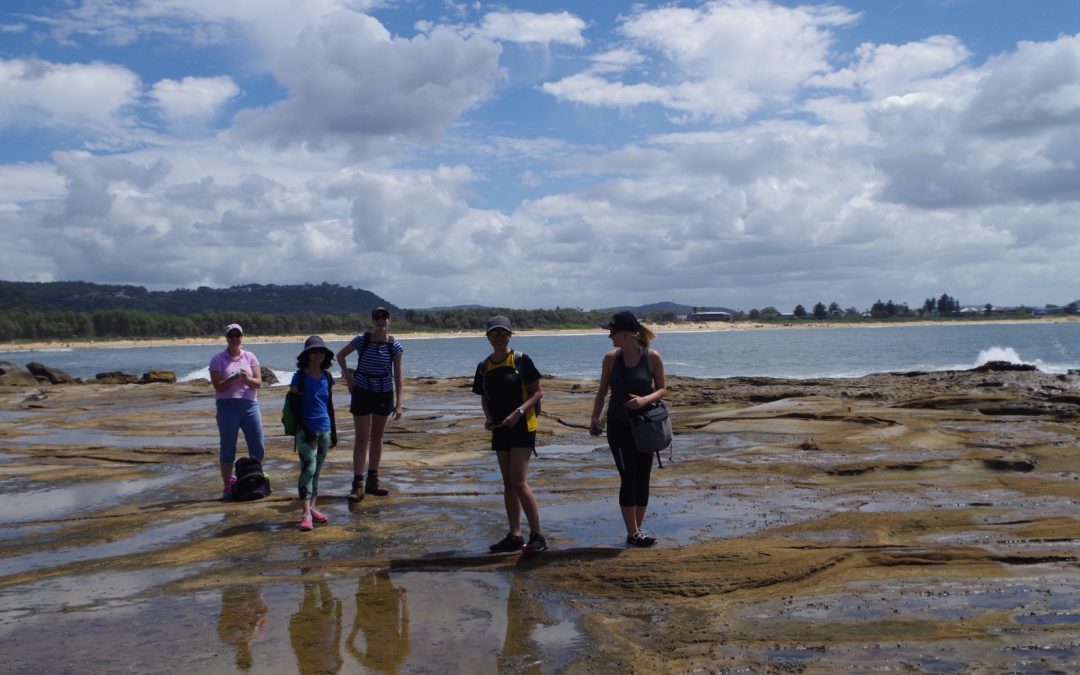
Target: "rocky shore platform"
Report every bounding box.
[2,365,1080,672]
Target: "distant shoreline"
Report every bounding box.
[1,317,1076,353]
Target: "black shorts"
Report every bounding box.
[490,422,536,453]
[350,388,394,417]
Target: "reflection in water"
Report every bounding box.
[289,578,344,674]
[500,573,543,673]
[347,571,410,673]
[217,586,269,671]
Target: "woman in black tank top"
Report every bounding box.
[589,311,668,547]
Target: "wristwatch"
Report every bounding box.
[516,407,526,415]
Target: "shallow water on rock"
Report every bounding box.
[0,567,584,674]
[1,472,187,522]
[8,428,220,448]
[3,513,222,577]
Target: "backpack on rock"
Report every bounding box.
[232,457,271,501]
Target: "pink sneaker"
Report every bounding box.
[310,508,328,524]
[299,515,313,531]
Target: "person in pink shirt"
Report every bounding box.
[209,323,265,499]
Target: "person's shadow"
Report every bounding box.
[216,585,269,671]
[346,570,411,673]
[498,573,543,673]
[289,557,344,675]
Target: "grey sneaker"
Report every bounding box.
[489,532,525,553]
[523,531,548,554]
[626,531,657,548]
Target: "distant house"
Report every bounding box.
[1033,306,1064,317]
[686,311,732,322]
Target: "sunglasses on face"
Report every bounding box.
[488,330,510,338]
[227,332,242,338]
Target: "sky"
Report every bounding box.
[1,0,1078,312]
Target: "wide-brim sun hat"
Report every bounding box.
[299,335,334,360]
[602,311,641,333]
[486,315,513,334]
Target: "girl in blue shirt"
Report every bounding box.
[289,336,338,531]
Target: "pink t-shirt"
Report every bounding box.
[210,349,260,401]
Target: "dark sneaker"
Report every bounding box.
[364,475,389,496]
[347,478,364,503]
[626,531,657,548]
[523,532,548,554]
[489,532,525,553]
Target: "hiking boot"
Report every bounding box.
[347,478,364,503]
[364,474,389,497]
[488,532,525,553]
[626,531,657,548]
[310,508,328,524]
[299,515,314,532]
[523,531,548,554]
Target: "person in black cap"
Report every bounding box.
[290,336,338,531]
[589,311,667,547]
[473,315,547,554]
[335,307,405,502]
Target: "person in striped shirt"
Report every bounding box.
[335,307,404,502]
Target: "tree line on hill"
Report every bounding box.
[742,293,1077,321]
[0,281,1072,343]
[0,307,682,342]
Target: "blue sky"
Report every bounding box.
[1,0,1078,311]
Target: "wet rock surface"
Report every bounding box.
[1,368,1080,672]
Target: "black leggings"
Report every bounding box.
[607,420,653,508]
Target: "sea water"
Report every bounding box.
[2,322,1078,383]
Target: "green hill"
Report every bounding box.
[0,281,396,316]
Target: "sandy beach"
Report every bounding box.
[3,364,1080,672]
[2,316,1075,353]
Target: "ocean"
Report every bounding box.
[3,322,1079,384]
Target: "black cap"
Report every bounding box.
[299,335,334,360]
[486,315,513,334]
[603,310,641,333]
[371,307,390,319]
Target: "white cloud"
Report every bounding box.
[45,0,365,66]
[150,75,240,128]
[863,34,1080,210]
[811,35,971,96]
[966,35,1080,134]
[541,74,669,108]
[232,15,502,151]
[587,48,646,74]
[474,10,587,46]
[542,0,858,121]
[0,58,140,131]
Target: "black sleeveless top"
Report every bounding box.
[608,348,654,424]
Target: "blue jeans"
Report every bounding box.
[216,399,265,465]
[297,430,331,500]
